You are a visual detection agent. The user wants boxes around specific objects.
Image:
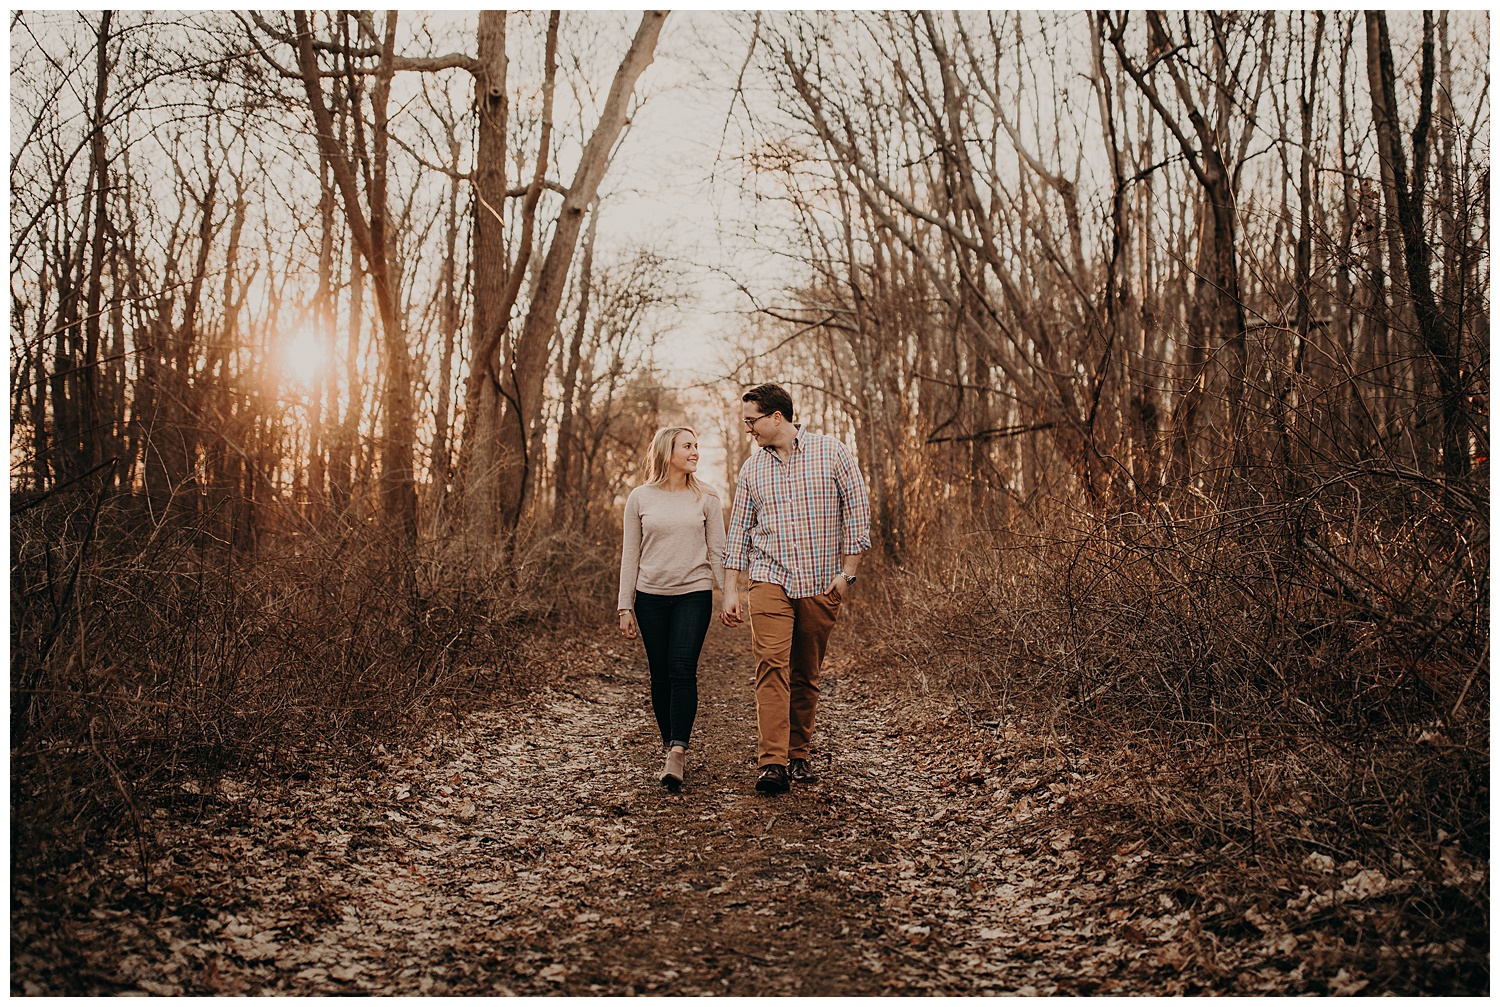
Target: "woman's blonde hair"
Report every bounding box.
[645,426,704,499]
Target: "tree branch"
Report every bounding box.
[927,422,1058,445]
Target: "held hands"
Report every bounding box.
[720,585,743,627]
[618,610,639,640]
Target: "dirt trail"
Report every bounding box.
[15,619,1257,995]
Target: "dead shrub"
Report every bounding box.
[10,489,618,890]
[853,463,1487,988]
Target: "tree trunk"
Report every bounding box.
[490,10,666,533]
[309,159,335,508]
[1278,12,1324,490]
[79,10,113,481]
[461,10,512,540]
[1111,12,1253,484]
[465,11,560,535]
[294,10,416,539]
[1366,11,1467,479]
[552,195,600,524]
[430,149,462,528]
[369,11,418,537]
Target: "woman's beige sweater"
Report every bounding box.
[618,484,727,609]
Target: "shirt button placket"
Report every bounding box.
[783,454,797,594]
[781,460,795,593]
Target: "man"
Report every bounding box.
[721,383,871,794]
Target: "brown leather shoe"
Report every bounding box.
[755,763,790,794]
[788,757,820,784]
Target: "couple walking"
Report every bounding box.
[617,383,871,794]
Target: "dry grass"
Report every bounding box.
[851,463,1488,992]
[10,490,619,891]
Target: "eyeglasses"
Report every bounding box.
[743,413,770,430]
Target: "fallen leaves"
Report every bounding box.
[228,930,281,963]
[1327,968,1370,995]
[11,631,1480,997]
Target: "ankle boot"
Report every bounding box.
[661,747,685,792]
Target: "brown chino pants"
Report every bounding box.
[746,580,841,768]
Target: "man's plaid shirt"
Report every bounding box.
[722,426,871,599]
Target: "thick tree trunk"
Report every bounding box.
[490,10,666,533]
[469,11,558,531]
[460,10,511,540]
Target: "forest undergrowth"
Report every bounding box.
[10,490,618,907]
[849,465,1488,992]
[11,465,1488,994]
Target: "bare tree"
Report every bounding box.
[1367,11,1472,480]
[551,194,601,523]
[290,11,418,536]
[471,10,668,536]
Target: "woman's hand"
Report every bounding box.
[618,610,639,639]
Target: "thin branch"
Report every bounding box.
[927,422,1059,445]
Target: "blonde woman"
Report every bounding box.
[618,426,726,791]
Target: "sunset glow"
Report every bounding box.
[9,11,1488,996]
[283,327,326,387]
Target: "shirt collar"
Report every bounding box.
[760,423,805,464]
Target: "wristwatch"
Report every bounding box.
[841,572,857,585]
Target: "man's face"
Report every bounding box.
[742,403,777,446]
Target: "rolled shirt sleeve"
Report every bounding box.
[834,440,872,556]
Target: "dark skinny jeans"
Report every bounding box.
[633,590,712,750]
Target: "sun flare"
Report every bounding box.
[284,327,326,387]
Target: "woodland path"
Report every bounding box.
[15,619,1313,996]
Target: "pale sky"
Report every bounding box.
[588,11,789,385]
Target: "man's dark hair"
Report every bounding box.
[743,383,794,423]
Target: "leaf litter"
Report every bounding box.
[11,622,1481,995]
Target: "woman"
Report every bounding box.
[618,426,726,792]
